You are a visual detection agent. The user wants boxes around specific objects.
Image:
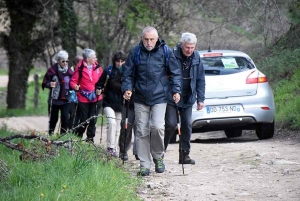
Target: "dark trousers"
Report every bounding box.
[164,104,193,151]
[75,100,102,138]
[48,103,71,135]
[68,103,77,130]
[119,105,135,153]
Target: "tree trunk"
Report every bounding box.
[3,0,45,109]
[58,0,78,67]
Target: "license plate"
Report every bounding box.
[206,105,242,114]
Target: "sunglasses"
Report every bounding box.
[61,60,69,63]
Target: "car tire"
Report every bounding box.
[224,129,243,138]
[256,121,275,140]
[169,132,177,143]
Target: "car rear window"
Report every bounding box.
[202,56,255,75]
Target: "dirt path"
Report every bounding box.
[1,116,300,201]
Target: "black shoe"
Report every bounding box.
[137,167,150,176]
[135,155,140,160]
[179,150,195,164]
[119,152,128,161]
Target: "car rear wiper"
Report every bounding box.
[205,69,220,75]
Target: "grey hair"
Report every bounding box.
[180,32,197,44]
[56,50,69,61]
[82,48,96,60]
[142,26,158,38]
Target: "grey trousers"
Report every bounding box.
[135,103,167,169]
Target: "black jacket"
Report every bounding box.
[97,65,134,111]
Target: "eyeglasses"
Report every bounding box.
[61,60,69,63]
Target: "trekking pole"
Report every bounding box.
[48,76,58,135]
[72,103,78,129]
[99,74,109,144]
[48,88,54,135]
[100,107,104,144]
[123,99,129,164]
[175,104,184,174]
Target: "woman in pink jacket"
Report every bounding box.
[70,48,103,142]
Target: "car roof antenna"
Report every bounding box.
[208,46,212,52]
[207,30,213,52]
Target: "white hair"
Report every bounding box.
[56,50,69,62]
[142,26,159,38]
[82,48,96,60]
[180,32,197,44]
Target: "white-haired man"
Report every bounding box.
[164,32,206,164]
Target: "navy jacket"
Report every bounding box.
[168,44,205,107]
[121,39,181,106]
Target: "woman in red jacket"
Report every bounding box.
[70,48,103,142]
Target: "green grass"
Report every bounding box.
[0,128,141,201]
[272,68,300,129]
[254,47,300,129]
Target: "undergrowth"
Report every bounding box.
[0,128,141,201]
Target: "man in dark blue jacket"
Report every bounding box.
[164,32,206,164]
[122,26,181,176]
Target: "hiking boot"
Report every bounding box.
[179,150,195,164]
[107,148,117,157]
[119,152,128,161]
[137,167,150,176]
[135,154,140,160]
[153,157,165,173]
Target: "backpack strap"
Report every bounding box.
[105,65,113,76]
[77,62,84,85]
[163,44,169,67]
[134,45,142,65]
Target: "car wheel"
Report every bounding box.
[256,121,275,140]
[169,132,177,143]
[224,129,243,138]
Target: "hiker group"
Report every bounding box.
[42,26,206,176]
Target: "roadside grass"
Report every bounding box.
[0,128,141,201]
[272,68,300,129]
[254,47,300,129]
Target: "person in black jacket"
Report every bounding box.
[122,26,181,176]
[96,51,128,156]
[164,32,206,164]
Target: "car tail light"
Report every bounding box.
[246,71,268,84]
[261,107,270,110]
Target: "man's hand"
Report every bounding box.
[197,102,204,110]
[96,89,102,95]
[123,90,132,100]
[173,93,180,104]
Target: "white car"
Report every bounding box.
[190,50,275,140]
